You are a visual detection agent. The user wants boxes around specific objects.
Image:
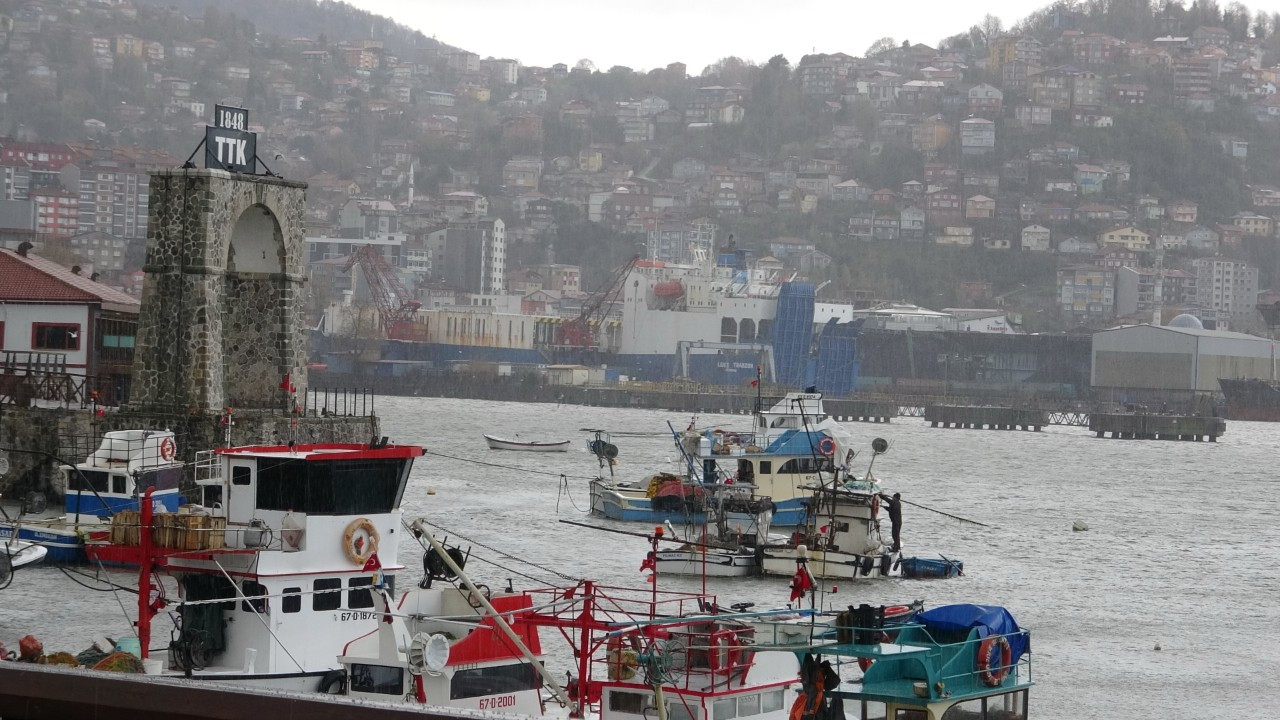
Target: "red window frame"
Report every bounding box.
[31,322,81,351]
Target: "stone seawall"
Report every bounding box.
[0,406,377,500]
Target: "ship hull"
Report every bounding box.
[1218,378,1280,421]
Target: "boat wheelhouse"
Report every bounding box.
[0,430,183,563]
[85,438,424,692]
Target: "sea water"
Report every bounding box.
[2,395,1277,720]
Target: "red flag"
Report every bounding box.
[789,564,814,602]
[362,551,382,572]
[639,552,656,573]
[749,379,759,387]
[279,373,295,393]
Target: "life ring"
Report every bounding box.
[159,437,176,462]
[342,518,379,566]
[871,494,880,518]
[817,437,836,456]
[707,630,742,675]
[977,635,1012,687]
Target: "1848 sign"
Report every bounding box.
[205,105,257,174]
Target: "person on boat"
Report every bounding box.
[880,492,903,552]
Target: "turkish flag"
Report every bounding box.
[279,373,295,393]
[789,564,815,602]
[362,552,382,572]
[639,552,656,573]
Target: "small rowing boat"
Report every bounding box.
[483,435,570,452]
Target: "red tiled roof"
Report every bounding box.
[0,248,139,309]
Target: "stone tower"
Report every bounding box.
[130,169,308,411]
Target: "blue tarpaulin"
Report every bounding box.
[915,604,1029,663]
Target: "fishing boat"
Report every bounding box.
[1,538,48,589]
[590,392,850,527]
[484,435,571,452]
[80,437,430,692]
[773,603,1033,720]
[0,430,184,563]
[760,439,903,581]
[900,556,964,579]
[329,522,810,719]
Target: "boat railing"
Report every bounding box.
[193,450,221,485]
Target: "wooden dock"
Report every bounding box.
[924,405,1048,431]
[1088,413,1225,441]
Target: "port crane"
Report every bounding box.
[556,254,639,348]
[343,244,421,340]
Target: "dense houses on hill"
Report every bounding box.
[2,1,1280,331]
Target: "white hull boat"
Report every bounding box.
[654,547,758,576]
[5,539,48,570]
[484,435,570,452]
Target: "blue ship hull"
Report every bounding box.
[1,489,182,565]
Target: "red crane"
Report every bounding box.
[344,245,422,340]
[556,255,639,348]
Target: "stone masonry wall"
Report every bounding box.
[131,169,308,412]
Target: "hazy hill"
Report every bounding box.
[133,0,445,55]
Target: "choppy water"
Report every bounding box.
[3,396,1278,720]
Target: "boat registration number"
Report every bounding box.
[479,695,516,710]
[339,611,379,621]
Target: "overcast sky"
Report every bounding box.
[345,0,1043,73]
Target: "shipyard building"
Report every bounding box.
[1090,318,1275,401]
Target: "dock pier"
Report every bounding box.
[1088,413,1225,441]
[924,405,1047,431]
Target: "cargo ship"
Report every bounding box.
[1218,378,1280,421]
[316,249,865,390]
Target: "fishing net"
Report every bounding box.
[75,648,110,667]
[41,652,79,667]
[91,652,145,673]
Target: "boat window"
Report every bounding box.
[713,698,737,720]
[856,701,887,720]
[348,577,375,609]
[450,662,540,700]
[231,466,251,486]
[111,474,127,494]
[758,461,772,475]
[314,578,341,611]
[240,580,267,614]
[282,587,301,613]
[940,699,983,720]
[894,711,927,720]
[609,691,649,714]
[349,663,403,695]
[778,458,828,474]
[738,694,760,716]
[255,458,405,515]
[760,691,783,713]
[668,700,697,720]
[70,470,109,493]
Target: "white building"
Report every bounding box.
[1193,257,1258,330]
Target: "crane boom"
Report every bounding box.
[344,245,421,340]
[556,254,640,349]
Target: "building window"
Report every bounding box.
[32,323,80,351]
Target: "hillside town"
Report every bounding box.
[4,0,1280,401]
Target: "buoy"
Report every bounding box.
[427,488,437,495]
[1154,643,1162,651]
[1072,519,1089,531]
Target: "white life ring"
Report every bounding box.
[343,518,379,565]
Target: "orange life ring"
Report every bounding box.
[342,517,379,566]
[817,437,836,456]
[707,630,741,675]
[977,635,1012,687]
